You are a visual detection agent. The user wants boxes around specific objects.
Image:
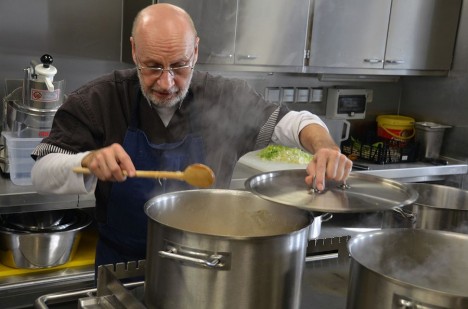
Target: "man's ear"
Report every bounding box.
[130,37,137,65]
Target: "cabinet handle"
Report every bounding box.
[385,59,405,64]
[363,58,384,63]
[237,54,258,60]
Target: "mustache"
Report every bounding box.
[151,86,179,95]
[136,69,193,108]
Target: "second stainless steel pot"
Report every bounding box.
[382,183,468,233]
[144,189,313,309]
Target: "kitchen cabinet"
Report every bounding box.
[308,0,462,74]
[158,0,310,67]
[0,0,122,61]
[159,0,237,64]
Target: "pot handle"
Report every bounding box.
[394,294,445,309]
[159,246,229,269]
[340,120,350,142]
[392,207,416,223]
[321,213,333,222]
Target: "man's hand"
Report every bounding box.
[81,143,136,182]
[304,148,353,192]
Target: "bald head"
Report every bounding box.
[132,3,197,42]
[130,4,199,109]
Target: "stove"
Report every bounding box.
[35,239,352,309]
[302,236,351,309]
[34,213,381,309]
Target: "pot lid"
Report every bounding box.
[245,170,418,213]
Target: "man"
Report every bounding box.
[31,3,352,269]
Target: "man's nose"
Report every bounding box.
[157,70,175,89]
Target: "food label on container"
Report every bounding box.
[30,88,61,102]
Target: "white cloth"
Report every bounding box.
[31,110,327,195]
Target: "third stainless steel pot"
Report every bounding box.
[144,189,313,309]
[347,229,468,309]
[382,183,468,233]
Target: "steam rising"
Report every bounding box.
[350,229,468,296]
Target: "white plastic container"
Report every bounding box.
[2,132,42,185]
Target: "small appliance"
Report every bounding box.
[0,54,65,175]
[326,88,372,119]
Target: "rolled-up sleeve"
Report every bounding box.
[32,152,97,194]
[272,111,328,150]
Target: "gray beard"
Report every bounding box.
[137,70,193,109]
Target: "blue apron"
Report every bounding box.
[95,90,205,271]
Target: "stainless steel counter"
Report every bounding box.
[351,157,468,182]
[230,156,468,189]
[0,173,95,214]
[0,154,465,213]
[0,265,95,308]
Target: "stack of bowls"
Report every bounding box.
[0,209,92,269]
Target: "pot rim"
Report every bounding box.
[348,228,468,297]
[145,189,314,239]
[409,183,468,211]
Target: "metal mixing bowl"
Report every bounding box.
[0,209,92,269]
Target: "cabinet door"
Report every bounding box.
[235,0,310,66]
[159,0,237,64]
[384,0,462,70]
[309,0,391,69]
[1,0,122,61]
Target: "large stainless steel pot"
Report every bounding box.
[382,183,468,233]
[144,189,313,309]
[347,229,468,309]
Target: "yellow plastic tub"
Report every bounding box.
[376,115,415,142]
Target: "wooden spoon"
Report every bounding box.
[72,163,215,188]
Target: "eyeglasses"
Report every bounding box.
[136,54,194,79]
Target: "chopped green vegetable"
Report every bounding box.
[258,145,313,164]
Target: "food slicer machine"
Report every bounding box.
[0,54,65,174]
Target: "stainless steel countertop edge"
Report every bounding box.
[230,157,468,189]
[0,157,466,211]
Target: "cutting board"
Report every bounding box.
[238,150,308,172]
